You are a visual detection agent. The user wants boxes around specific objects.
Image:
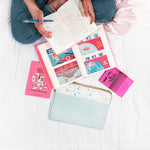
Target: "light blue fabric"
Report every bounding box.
[49,93,110,129]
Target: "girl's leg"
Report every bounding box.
[11,0,54,44]
[91,0,117,23]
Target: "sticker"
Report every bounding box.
[46,48,75,67]
[84,55,110,75]
[78,37,104,56]
[54,61,82,85]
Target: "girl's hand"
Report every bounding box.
[82,0,95,24]
[24,0,52,38]
[30,8,52,38]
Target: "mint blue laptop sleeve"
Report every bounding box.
[48,83,112,129]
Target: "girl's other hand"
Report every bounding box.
[82,0,95,24]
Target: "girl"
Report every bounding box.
[11,0,116,44]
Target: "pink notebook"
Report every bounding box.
[35,25,117,89]
[99,68,134,97]
[25,61,51,98]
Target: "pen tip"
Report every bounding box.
[22,20,27,23]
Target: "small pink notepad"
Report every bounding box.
[25,61,51,98]
[99,68,133,97]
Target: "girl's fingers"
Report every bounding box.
[37,25,52,38]
[89,10,95,24]
[84,9,89,17]
[39,17,44,25]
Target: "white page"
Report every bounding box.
[37,43,60,88]
[37,42,84,89]
[57,0,97,43]
[71,25,116,78]
[72,44,87,76]
[97,25,116,68]
[43,12,74,55]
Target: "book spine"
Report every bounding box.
[35,44,54,89]
[102,24,117,67]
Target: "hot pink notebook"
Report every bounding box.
[99,67,134,97]
[25,61,51,98]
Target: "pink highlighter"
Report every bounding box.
[99,67,134,97]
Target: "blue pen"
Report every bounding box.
[22,20,54,23]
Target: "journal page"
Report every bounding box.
[37,42,83,89]
[43,12,74,55]
[75,25,116,76]
[57,0,97,43]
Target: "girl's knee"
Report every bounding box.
[92,0,117,23]
[11,22,41,44]
[12,34,40,44]
[11,0,42,44]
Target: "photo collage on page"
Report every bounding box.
[78,32,110,75]
[46,47,82,85]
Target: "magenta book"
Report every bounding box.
[99,67,134,97]
[25,61,51,98]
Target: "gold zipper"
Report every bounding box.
[72,82,112,104]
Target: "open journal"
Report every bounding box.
[36,25,116,89]
[43,0,97,55]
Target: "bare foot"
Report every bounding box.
[48,0,68,11]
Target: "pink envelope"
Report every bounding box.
[99,67,133,97]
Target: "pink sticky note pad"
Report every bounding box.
[99,68,134,97]
[25,61,51,98]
